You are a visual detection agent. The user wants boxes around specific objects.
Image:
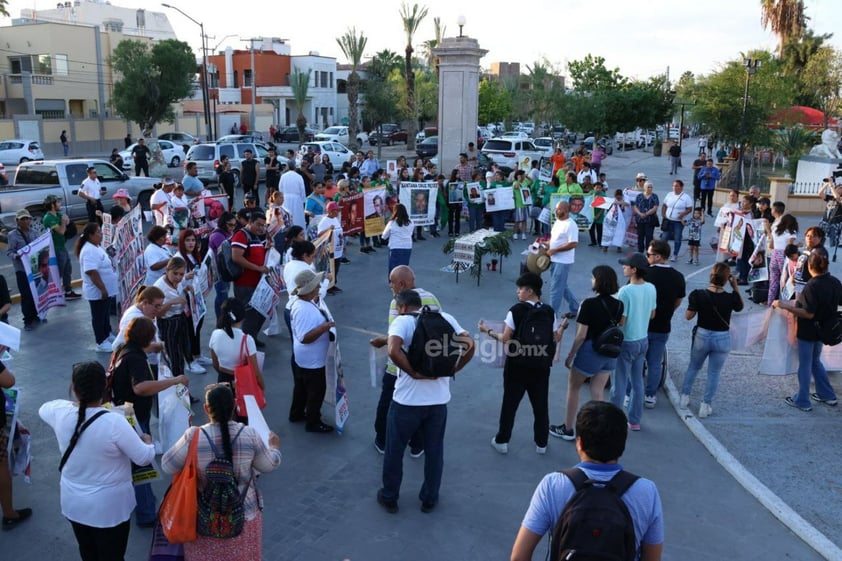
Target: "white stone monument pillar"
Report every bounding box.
[433,36,487,177]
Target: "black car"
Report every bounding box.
[276,126,315,142]
[416,136,438,158]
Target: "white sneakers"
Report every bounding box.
[490,437,508,455]
[536,445,547,455]
[186,361,207,374]
[698,403,713,418]
[95,341,113,353]
[644,395,657,409]
[194,355,213,366]
[679,394,690,409]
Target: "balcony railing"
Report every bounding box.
[9,74,54,85]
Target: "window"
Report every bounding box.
[244,69,253,87]
[36,54,51,75]
[320,71,327,88]
[55,55,68,76]
[330,72,334,88]
[337,79,347,94]
[232,70,238,88]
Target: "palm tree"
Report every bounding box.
[337,27,368,150]
[760,0,808,57]
[290,68,312,142]
[369,49,403,79]
[421,17,445,68]
[400,2,428,150]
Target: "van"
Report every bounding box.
[185,142,269,185]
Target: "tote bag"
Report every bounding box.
[158,431,199,544]
[234,335,266,416]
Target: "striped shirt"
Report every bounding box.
[385,287,440,375]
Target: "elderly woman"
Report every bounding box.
[633,181,660,253]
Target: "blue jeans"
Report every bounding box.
[381,402,447,505]
[388,248,412,276]
[549,262,579,316]
[681,328,730,404]
[660,218,685,257]
[134,419,157,525]
[214,279,230,318]
[491,211,506,232]
[468,206,483,231]
[792,338,837,408]
[645,331,669,396]
[611,338,648,425]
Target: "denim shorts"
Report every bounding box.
[572,339,617,376]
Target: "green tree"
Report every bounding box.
[421,16,445,68]
[0,0,8,17]
[760,0,808,57]
[567,54,626,92]
[399,2,428,150]
[363,69,401,160]
[393,68,438,129]
[779,29,833,106]
[111,39,195,135]
[478,78,512,125]
[369,49,403,76]
[337,27,368,150]
[525,59,565,129]
[290,68,312,142]
[801,46,842,128]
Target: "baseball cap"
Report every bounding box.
[618,252,649,272]
[16,209,32,220]
[326,201,339,213]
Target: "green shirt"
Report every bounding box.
[559,182,583,195]
[43,211,66,251]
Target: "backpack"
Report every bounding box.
[507,302,556,370]
[816,310,842,346]
[216,231,253,282]
[405,306,461,378]
[197,426,250,539]
[550,468,640,561]
[594,299,624,358]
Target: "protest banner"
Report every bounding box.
[386,160,398,182]
[448,182,465,204]
[2,387,30,481]
[311,228,336,288]
[190,194,229,236]
[466,182,483,204]
[157,381,191,454]
[111,205,146,313]
[3,387,20,460]
[339,192,364,236]
[363,187,387,237]
[484,186,515,213]
[17,232,65,317]
[321,301,349,434]
[369,345,387,389]
[188,283,206,331]
[718,210,748,257]
[400,181,438,226]
[539,158,554,183]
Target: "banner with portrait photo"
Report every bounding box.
[718,210,748,257]
[547,193,594,231]
[363,187,387,237]
[339,192,364,236]
[189,194,229,237]
[484,186,515,213]
[400,181,437,226]
[386,160,399,182]
[17,232,64,317]
[466,182,483,204]
[111,206,146,313]
[448,182,465,204]
[312,227,336,288]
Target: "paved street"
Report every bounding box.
[1,141,836,560]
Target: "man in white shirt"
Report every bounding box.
[660,179,694,261]
[280,169,307,228]
[576,162,597,186]
[546,201,579,318]
[378,289,474,514]
[150,178,175,227]
[78,166,103,224]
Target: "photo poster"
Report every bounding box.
[718,210,747,257]
[400,181,438,226]
[519,186,533,207]
[102,213,114,246]
[188,282,206,332]
[484,186,515,213]
[340,192,364,236]
[190,194,229,236]
[114,206,146,313]
[448,182,465,204]
[3,387,20,461]
[386,159,398,182]
[18,232,65,317]
[547,193,594,231]
[199,253,215,297]
[312,227,336,288]
[539,158,554,183]
[363,187,387,237]
[325,340,350,434]
[466,182,483,204]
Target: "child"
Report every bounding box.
[779,243,800,300]
[589,181,606,247]
[685,207,705,264]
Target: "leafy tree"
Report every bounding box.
[0,0,8,17]
[478,78,512,125]
[290,68,312,142]
[369,49,403,76]
[399,2,428,150]
[337,28,368,150]
[771,125,816,177]
[393,68,438,128]
[363,69,401,160]
[111,39,195,136]
[567,55,626,92]
[421,17,445,68]
[760,0,808,57]
[526,59,565,128]
[801,46,842,128]
[779,29,833,106]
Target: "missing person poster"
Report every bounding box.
[340,192,364,236]
[400,181,438,226]
[17,232,64,317]
[484,186,515,212]
[363,186,387,237]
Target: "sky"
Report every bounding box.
[4,0,842,83]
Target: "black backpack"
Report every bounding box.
[594,299,624,358]
[550,468,640,561]
[507,302,556,370]
[216,231,253,282]
[197,426,250,539]
[405,306,461,378]
[817,310,842,346]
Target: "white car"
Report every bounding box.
[480,138,544,171]
[0,139,44,165]
[295,141,355,168]
[518,122,535,135]
[533,137,555,159]
[501,131,529,140]
[120,140,186,170]
[314,126,368,146]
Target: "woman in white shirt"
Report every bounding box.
[177,229,211,372]
[767,211,798,306]
[39,361,155,559]
[143,225,171,286]
[112,285,165,358]
[382,203,414,277]
[76,222,119,353]
[317,201,345,294]
[154,257,194,377]
[209,298,265,406]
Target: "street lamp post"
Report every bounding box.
[161,3,212,141]
[738,57,762,188]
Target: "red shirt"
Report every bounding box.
[230,229,266,288]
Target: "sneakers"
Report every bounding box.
[686,258,694,264]
[327,286,343,295]
[95,341,113,353]
[698,402,712,418]
[784,396,812,412]
[409,447,425,458]
[669,256,677,262]
[535,445,547,455]
[377,490,398,514]
[420,500,436,513]
[373,440,385,455]
[810,393,838,406]
[2,508,33,531]
[628,423,641,431]
[305,422,335,433]
[679,394,690,409]
[490,436,508,454]
[194,354,213,366]
[549,424,575,441]
[186,361,207,374]
[64,291,81,300]
[644,395,657,409]
[623,395,630,409]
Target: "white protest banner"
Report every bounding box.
[312,228,336,288]
[245,395,271,448]
[484,186,515,212]
[369,345,387,388]
[17,232,65,317]
[320,301,349,433]
[157,382,191,454]
[478,320,506,368]
[249,276,278,319]
[363,187,387,236]
[758,308,798,375]
[386,160,398,181]
[730,311,768,351]
[400,181,438,226]
[188,284,206,331]
[0,322,21,352]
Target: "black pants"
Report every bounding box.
[637,222,656,253]
[70,518,131,561]
[134,161,149,177]
[85,200,104,225]
[188,315,204,359]
[699,189,714,214]
[589,222,603,246]
[447,203,462,235]
[88,297,113,345]
[692,183,702,206]
[244,183,260,207]
[290,363,326,428]
[495,366,550,447]
[374,371,423,451]
[233,285,266,340]
[158,313,189,376]
[14,270,38,325]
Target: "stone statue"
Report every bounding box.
[809,129,842,159]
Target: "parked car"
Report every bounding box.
[0,139,44,165]
[480,138,544,171]
[369,124,408,146]
[275,126,316,143]
[295,141,355,168]
[120,140,186,170]
[0,159,160,232]
[415,136,439,158]
[185,142,269,185]
[500,131,530,140]
[582,136,615,155]
[315,126,368,146]
[518,122,535,135]
[533,137,555,159]
[415,127,438,143]
[158,132,198,145]
[215,133,267,144]
[430,151,499,176]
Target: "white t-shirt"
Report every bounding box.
[284,259,313,310]
[317,215,344,259]
[388,311,465,406]
[150,189,171,226]
[38,401,155,527]
[79,242,118,300]
[209,327,256,371]
[171,193,188,209]
[80,177,101,201]
[144,243,171,286]
[382,220,414,250]
[662,190,693,222]
[112,305,161,364]
[290,298,330,369]
[154,275,185,318]
[772,229,796,250]
[549,217,578,264]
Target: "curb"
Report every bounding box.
[663,375,842,560]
